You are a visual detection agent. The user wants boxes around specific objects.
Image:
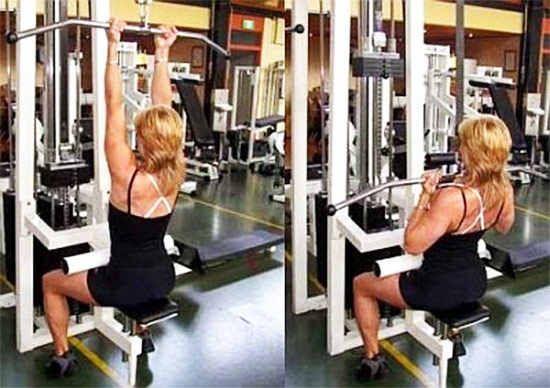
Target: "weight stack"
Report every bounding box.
[315,194,402,308]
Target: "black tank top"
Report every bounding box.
[108,168,173,268]
[422,185,505,273]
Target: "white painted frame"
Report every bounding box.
[287,1,454,386]
[290,0,327,314]
[12,1,148,385]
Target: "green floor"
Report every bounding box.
[0,167,285,387]
[285,180,550,388]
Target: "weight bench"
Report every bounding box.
[117,297,179,386]
[173,77,220,181]
[428,301,491,387]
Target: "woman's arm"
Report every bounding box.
[403,171,460,255]
[105,19,135,180]
[151,25,178,106]
[493,184,515,234]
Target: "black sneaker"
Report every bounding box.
[356,353,390,381]
[44,351,79,378]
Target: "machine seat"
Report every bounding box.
[430,301,490,330]
[119,297,179,326]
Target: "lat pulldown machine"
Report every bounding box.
[3,0,227,384]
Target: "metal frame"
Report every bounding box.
[6,18,230,58]
[11,1,168,385]
[230,66,262,166]
[290,0,327,314]
[289,1,454,387]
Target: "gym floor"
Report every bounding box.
[0,168,285,387]
[285,179,550,388]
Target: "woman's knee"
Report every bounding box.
[42,270,62,293]
[353,273,372,296]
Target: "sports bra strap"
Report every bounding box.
[127,169,172,218]
[144,173,172,218]
[127,168,140,215]
[460,187,485,234]
[146,173,162,195]
[438,182,485,234]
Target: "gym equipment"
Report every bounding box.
[173,230,283,273]
[468,78,527,154]
[61,235,183,275]
[286,24,305,34]
[230,66,265,166]
[289,2,545,387]
[3,1,198,385]
[251,115,285,173]
[484,241,550,278]
[5,19,230,58]
[373,253,492,377]
[268,130,285,203]
[117,296,179,378]
[327,166,548,216]
[373,254,423,277]
[61,249,109,275]
[173,77,220,181]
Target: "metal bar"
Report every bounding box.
[388,82,395,229]
[15,0,36,353]
[508,165,550,180]
[75,0,82,159]
[327,0,351,356]
[358,0,370,188]
[328,177,424,215]
[44,1,57,163]
[543,70,550,134]
[6,18,230,58]
[5,0,14,189]
[291,0,309,315]
[328,165,549,215]
[59,1,69,145]
[91,0,111,224]
[319,0,327,192]
[456,0,464,125]
[406,0,424,180]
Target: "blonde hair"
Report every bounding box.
[457,115,511,209]
[134,105,185,195]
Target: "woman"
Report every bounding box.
[41,19,185,377]
[353,115,515,380]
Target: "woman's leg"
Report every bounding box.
[353,273,408,358]
[42,270,97,356]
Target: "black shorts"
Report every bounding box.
[399,265,487,311]
[87,260,175,308]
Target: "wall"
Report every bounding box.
[110,0,210,31]
[260,17,285,68]
[298,0,523,34]
[465,35,522,107]
[256,16,285,117]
